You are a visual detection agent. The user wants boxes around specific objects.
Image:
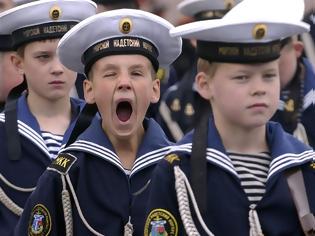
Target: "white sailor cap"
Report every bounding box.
[171,0,309,63]
[0,0,97,49]
[178,0,242,20]
[57,9,183,75]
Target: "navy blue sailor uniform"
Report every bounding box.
[14,117,174,236]
[272,57,315,148]
[0,94,84,235]
[144,117,315,236]
[0,0,96,233]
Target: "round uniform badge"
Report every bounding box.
[144,208,178,236]
[252,24,267,40]
[119,18,132,34]
[28,204,51,236]
[49,6,61,20]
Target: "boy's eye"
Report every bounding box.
[103,72,116,78]
[131,70,143,76]
[233,75,248,81]
[36,54,49,59]
[264,73,277,80]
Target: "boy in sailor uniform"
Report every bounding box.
[144,0,315,235]
[14,9,182,236]
[156,0,243,142]
[0,0,96,235]
[272,35,315,148]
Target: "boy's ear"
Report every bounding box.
[293,40,304,58]
[10,52,24,75]
[150,77,160,104]
[83,79,95,104]
[195,71,212,100]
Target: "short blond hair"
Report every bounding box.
[197,58,220,78]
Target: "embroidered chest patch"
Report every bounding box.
[49,153,77,174]
[144,209,178,236]
[28,204,51,236]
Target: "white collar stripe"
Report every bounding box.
[0,115,50,156]
[167,144,237,175]
[76,140,118,158]
[268,152,314,178]
[134,147,172,167]
[19,128,50,156]
[303,89,315,109]
[70,140,119,162]
[65,141,120,165]
[136,146,171,162]
[206,154,238,177]
[63,145,125,172]
[1,115,46,147]
[168,146,192,153]
[18,120,48,149]
[270,150,314,168]
[207,149,235,169]
[131,155,164,175]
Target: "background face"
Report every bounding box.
[0,0,14,12]
[0,51,23,102]
[19,39,76,102]
[278,39,303,89]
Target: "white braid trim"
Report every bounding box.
[249,204,264,236]
[0,186,23,215]
[0,173,35,192]
[0,173,36,216]
[124,216,133,236]
[65,174,105,236]
[293,123,309,145]
[61,175,73,236]
[174,166,215,236]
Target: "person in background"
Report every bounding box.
[0,0,13,12]
[272,35,315,148]
[144,0,315,235]
[0,0,23,112]
[156,0,242,142]
[92,0,138,13]
[0,0,96,235]
[14,8,182,236]
[0,35,23,111]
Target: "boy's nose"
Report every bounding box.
[117,74,132,90]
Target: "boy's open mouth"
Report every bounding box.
[116,101,132,122]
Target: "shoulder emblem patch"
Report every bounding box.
[144,208,178,236]
[310,162,315,170]
[28,204,51,236]
[48,153,77,174]
[170,98,181,112]
[165,154,180,164]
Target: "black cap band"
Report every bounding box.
[12,21,77,49]
[0,35,13,51]
[197,39,281,63]
[194,10,229,20]
[82,36,159,75]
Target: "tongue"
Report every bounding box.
[116,102,132,122]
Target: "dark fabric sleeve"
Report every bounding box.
[12,170,66,236]
[144,158,184,236]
